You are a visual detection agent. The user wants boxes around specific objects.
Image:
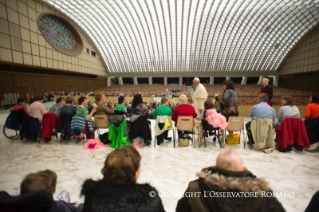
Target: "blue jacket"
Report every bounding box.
[20,114,41,142]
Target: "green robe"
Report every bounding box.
[108,119,131,148]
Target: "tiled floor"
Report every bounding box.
[0,106,318,212]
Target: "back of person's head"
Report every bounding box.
[118,96,125,104]
[78,97,87,104]
[101,146,141,185]
[56,97,64,104]
[161,97,168,104]
[258,94,268,102]
[95,93,103,102]
[311,94,319,103]
[20,169,57,195]
[204,99,214,110]
[35,95,44,101]
[179,94,187,104]
[282,96,294,106]
[222,80,234,89]
[65,96,74,104]
[215,149,246,172]
[17,97,25,104]
[132,94,143,108]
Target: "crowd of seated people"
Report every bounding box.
[204,84,312,106]
[9,146,319,211]
[90,84,189,98]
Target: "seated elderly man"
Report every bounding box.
[176,149,285,212]
[173,95,197,138]
[246,94,276,144]
[153,97,172,145]
[49,97,65,117]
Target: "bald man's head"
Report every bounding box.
[215,149,247,172]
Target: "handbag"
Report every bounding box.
[99,132,110,144]
[178,138,190,147]
[226,133,240,144]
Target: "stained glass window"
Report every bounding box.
[39,15,76,50]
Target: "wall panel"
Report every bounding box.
[0,0,107,76]
[0,71,107,97]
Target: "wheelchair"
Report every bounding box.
[3,109,24,140]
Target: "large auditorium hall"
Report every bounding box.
[1,0,319,211]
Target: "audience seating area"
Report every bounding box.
[94,84,188,97]
[204,84,312,106]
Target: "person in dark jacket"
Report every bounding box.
[306,190,319,212]
[261,78,273,106]
[215,80,238,121]
[81,146,164,212]
[176,149,285,212]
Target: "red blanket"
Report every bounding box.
[41,113,58,141]
[276,118,310,150]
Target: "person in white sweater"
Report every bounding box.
[274,96,300,129]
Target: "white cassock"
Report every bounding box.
[193,83,208,117]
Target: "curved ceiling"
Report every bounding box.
[40,0,319,73]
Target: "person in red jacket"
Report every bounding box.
[12,97,29,114]
[173,95,197,138]
[305,94,319,120]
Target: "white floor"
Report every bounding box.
[0,107,319,212]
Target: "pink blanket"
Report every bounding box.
[206,109,228,130]
[85,139,105,150]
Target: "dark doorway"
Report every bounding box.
[246,77,259,84]
[123,77,134,84]
[230,77,242,84]
[137,77,149,84]
[168,77,179,84]
[153,77,164,84]
[182,77,193,86]
[199,77,210,84]
[214,77,226,84]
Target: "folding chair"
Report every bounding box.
[154,116,175,147]
[175,116,195,148]
[226,116,245,148]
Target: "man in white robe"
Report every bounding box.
[193,77,208,117]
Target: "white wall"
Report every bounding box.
[0,0,107,76]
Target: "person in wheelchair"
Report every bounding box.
[200,99,219,141]
[13,97,29,114]
[5,97,28,132]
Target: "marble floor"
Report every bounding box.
[0,107,319,212]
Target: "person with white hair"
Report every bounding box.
[193,77,208,117]
[172,95,197,136]
[260,78,273,106]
